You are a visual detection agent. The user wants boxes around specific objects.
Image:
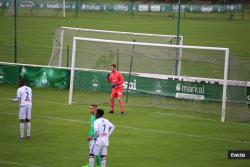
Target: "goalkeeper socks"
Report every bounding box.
[119,100,125,112]
[110,99,114,111]
[20,123,25,138]
[26,122,31,136]
[96,155,101,167]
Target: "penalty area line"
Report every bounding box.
[1,112,250,144]
[0,160,44,167]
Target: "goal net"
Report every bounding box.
[49,27,183,71]
[68,37,250,122]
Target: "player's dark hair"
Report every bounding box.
[110,64,117,69]
[19,79,26,87]
[90,104,97,108]
[96,108,104,118]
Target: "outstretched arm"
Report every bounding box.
[108,122,115,136]
[12,89,20,102]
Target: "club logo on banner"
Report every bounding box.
[91,75,100,91]
[153,81,163,95]
[0,69,4,83]
[247,95,250,103]
[41,72,49,87]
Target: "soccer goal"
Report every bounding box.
[68,37,250,122]
[49,26,183,75]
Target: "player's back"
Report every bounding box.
[17,86,32,106]
[94,118,114,147]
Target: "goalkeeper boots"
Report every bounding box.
[109,111,114,114]
[120,112,126,115]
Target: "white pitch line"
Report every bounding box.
[3,98,250,127]
[154,111,250,127]
[25,99,250,127]
[0,160,44,167]
[1,112,250,144]
[154,111,218,121]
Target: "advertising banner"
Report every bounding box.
[0,63,249,104]
[247,87,250,104]
[0,1,244,13]
[0,64,19,85]
[20,66,69,89]
[74,70,221,101]
[74,70,249,104]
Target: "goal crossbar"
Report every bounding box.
[49,26,184,76]
[61,26,183,39]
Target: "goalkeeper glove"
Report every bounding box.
[107,73,110,80]
[112,84,118,88]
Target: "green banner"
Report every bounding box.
[247,87,250,104]
[0,1,244,13]
[74,70,249,104]
[79,3,244,13]
[0,64,19,85]
[20,66,69,89]
[0,63,249,104]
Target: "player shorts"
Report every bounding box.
[93,144,108,156]
[111,90,123,99]
[19,105,32,120]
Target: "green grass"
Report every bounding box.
[0,9,250,167]
[0,85,250,167]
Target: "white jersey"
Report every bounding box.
[94,118,115,147]
[16,86,32,106]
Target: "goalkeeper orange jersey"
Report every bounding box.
[108,71,124,91]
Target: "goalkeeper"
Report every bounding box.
[82,104,101,167]
[107,64,126,115]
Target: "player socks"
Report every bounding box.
[118,100,124,113]
[26,122,31,136]
[96,155,101,167]
[89,157,94,167]
[101,157,106,167]
[20,123,24,138]
[110,99,114,111]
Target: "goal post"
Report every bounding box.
[221,48,229,122]
[62,0,66,17]
[68,37,233,122]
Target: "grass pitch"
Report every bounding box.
[0,85,250,167]
[0,9,250,167]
